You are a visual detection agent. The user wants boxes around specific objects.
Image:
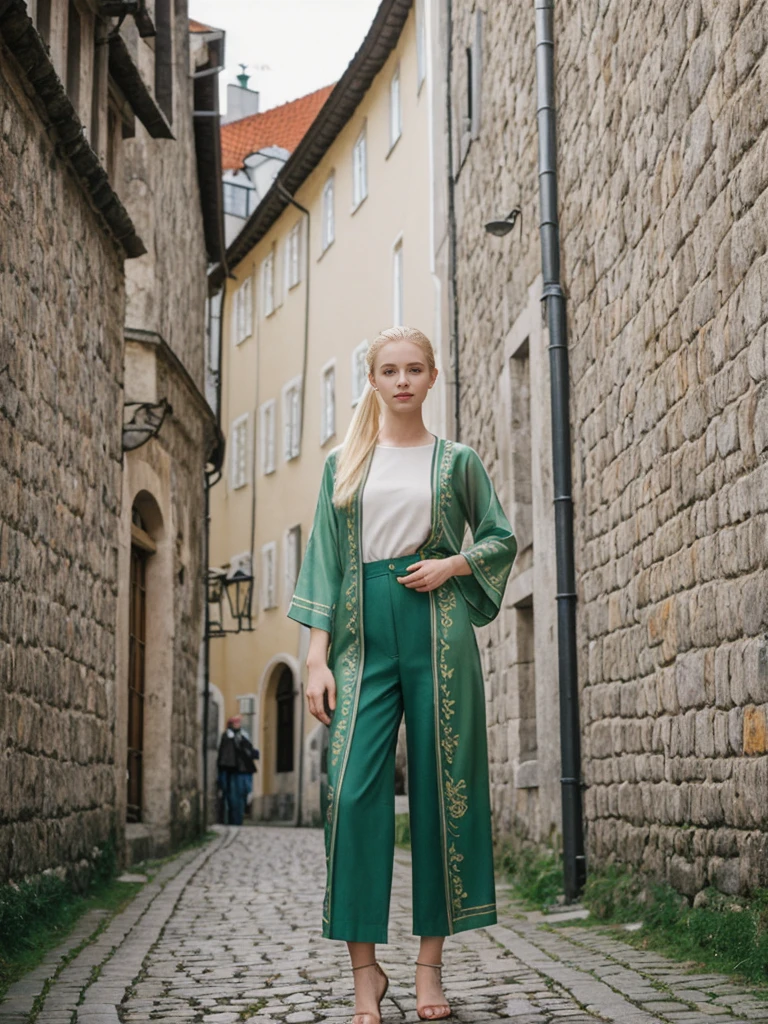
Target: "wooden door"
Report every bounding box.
[127,543,147,822]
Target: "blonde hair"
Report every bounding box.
[332,326,436,508]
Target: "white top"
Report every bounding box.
[361,440,435,563]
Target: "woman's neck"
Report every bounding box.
[377,411,433,448]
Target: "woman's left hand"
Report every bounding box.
[397,555,468,592]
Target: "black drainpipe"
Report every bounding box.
[534,0,586,901]
[445,0,460,440]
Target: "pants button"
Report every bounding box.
[388,563,396,570]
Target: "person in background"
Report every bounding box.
[217,715,259,825]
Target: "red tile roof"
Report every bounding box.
[221,84,335,171]
[189,18,215,32]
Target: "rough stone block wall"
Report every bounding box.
[451,0,768,894]
[0,61,125,884]
[449,0,554,846]
[559,0,768,896]
[157,359,211,846]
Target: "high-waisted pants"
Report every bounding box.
[326,555,449,943]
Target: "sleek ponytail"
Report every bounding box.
[332,326,436,508]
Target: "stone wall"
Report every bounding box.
[560,0,768,896]
[448,1,560,848]
[117,0,215,854]
[448,0,768,895]
[0,56,125,884]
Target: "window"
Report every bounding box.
[321,174,335,251]
[286,222,301,289]
[284,525,302,608]
[321,361,336,445]
[416,0,426,89]
[351,340,369,405]
[262,249,275,316]
[66,1,82,111]
[36,0,52,44]
[223,182,253,219]
[261,542,277,610]
[393,239,404,324]
[259,399,276,475]
[389,67,402,148]
[352,128,367,209]
[230,413,250,490]
[155,0,173,122]
[282,376,302,461]
[231,276,253,345]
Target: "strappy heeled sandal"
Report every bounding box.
[351,961,389,1024]
[415,961,451,1021]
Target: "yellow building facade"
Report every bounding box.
[209,0,447,823]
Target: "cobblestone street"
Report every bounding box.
[2,828,767,1024]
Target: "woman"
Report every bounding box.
[287,327,516,1024]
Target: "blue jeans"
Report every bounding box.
[219,770,250,825]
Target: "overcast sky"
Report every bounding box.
[189,0,381,115]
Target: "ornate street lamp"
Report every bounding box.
[224,567,253,627]
[122,398,172,451]
[206,565,254,637]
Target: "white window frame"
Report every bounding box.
[392,236,404,325]
[416,0,426,90]
[231,276,253,345]
[282,375,303,461]
[352,127,367,210]
[320,359,336,445]
[389,66,402,149]
[321,174,335,251]
[262,248,275,317]
[283,525,302,610]
[259,399,276,475]
[261,541,278,610]
[230,412,250,490]
[286,221,301,289]
[351,340,369,406]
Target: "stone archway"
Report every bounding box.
[116,464,175,863]
[256,655,300,822]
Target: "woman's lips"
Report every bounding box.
[395,394,413,401]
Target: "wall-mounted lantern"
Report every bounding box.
[122,398,172,451]
[206,566,254,637]
[484,207,522,239]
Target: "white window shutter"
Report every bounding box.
[243,277,252,338]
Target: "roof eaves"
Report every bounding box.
[214,0,412,285]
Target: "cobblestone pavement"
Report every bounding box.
[2,827,767,1024]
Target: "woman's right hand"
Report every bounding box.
[306,628,336,726]
[306,662,336,725]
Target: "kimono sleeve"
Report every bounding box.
[287,455,342,632]
[455,447,517,627]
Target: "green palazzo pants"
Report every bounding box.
[325,555,455,943]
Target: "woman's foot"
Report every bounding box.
[351,962,389,1024]
[415,962,451,1020]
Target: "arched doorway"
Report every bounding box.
[275,666,294,774]
[127,502,156,822]
[258,658,299,821]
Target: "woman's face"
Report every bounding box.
[369,339,437,413]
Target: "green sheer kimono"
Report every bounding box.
[288,438,517,936]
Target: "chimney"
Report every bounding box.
[223,65,260,123]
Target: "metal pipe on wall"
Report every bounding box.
[534,0,586,901]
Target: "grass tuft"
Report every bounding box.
[583,865,768,988]
[394,813,411,849]
[496,842,564,910]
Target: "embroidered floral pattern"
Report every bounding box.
[448,842,468,918]
[330,504,361,768]
[465,536,510,595]
[444,776,468,819]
